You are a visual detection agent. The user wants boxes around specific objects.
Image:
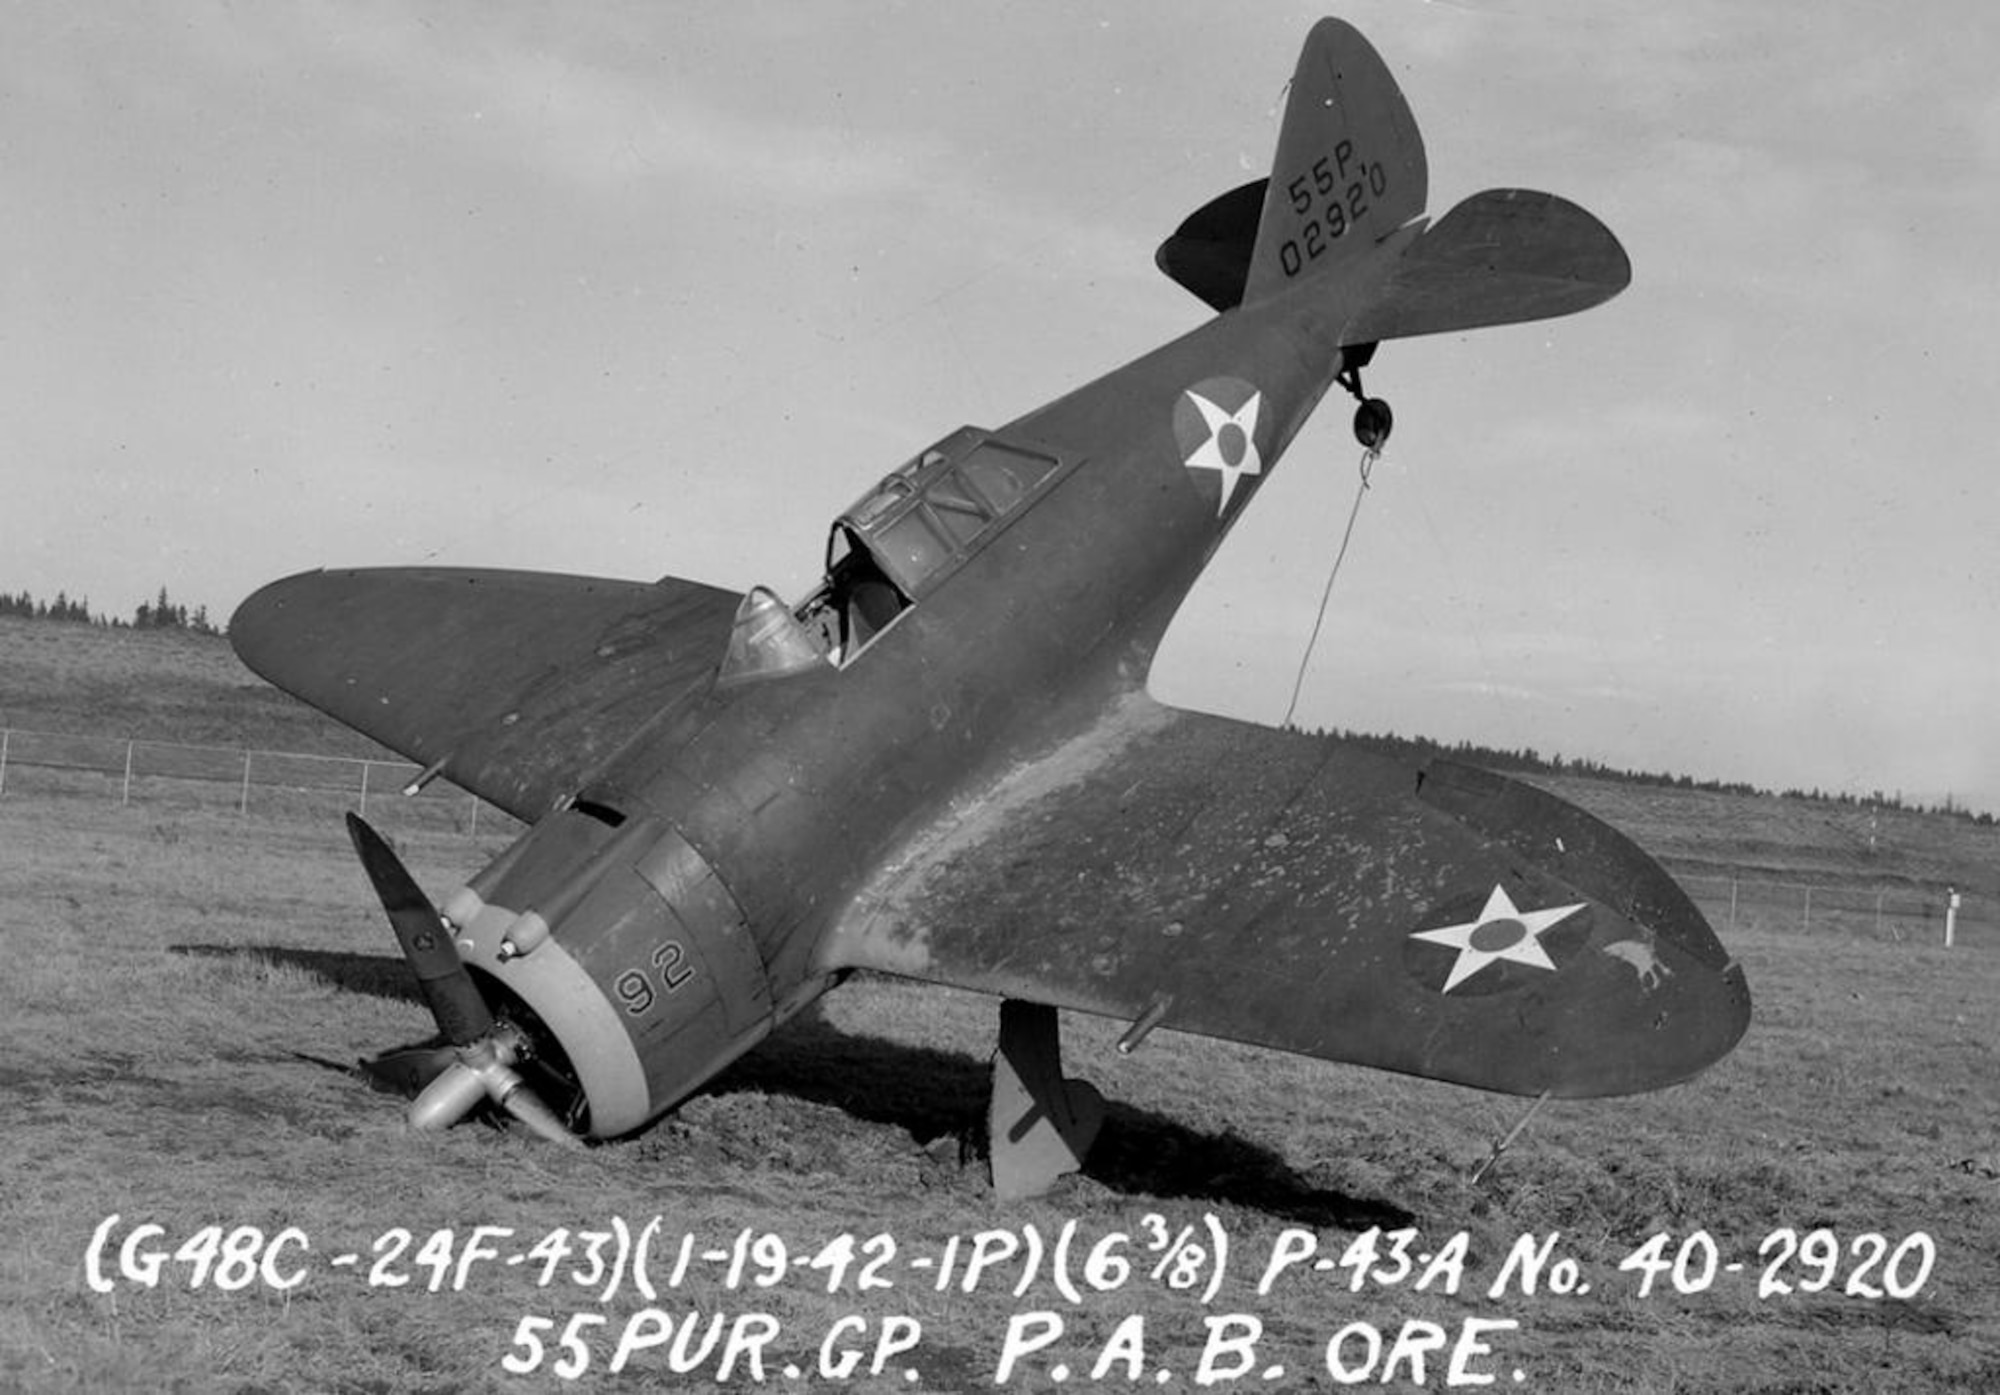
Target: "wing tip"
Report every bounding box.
[228,568,331,675]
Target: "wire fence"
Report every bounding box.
[1672,870,1985,949]
[0,725,1985,948]
[0,726,519,837]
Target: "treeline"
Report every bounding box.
[1315,726,1995,827]
[1,585,218,636]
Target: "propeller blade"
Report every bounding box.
[345,812,493,1047]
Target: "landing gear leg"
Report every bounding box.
[988,999,1104,1200]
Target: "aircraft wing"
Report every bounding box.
[825,694,1749,1098]
[230,568,741,821]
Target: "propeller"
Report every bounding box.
[344,813,580,1146]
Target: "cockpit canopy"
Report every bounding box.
[834,427,1068,599]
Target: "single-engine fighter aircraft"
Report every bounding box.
[233,18,1750,1197]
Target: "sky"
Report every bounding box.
[4,1,1996,810]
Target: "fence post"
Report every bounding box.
[121,741,135,806]
[359,760,370,818]
[468,793,479,837]
[239,751,252,816]
[1802,884,1812,934]
[1874,890,1883,938]
[1,727,10,797]
[1728,878,1738,934]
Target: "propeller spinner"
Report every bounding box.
[344,813,579,1146]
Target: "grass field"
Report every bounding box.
[4,619,1998,1392]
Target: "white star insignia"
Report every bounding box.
[1409,885,1587,993]
[1182,387,1263,515]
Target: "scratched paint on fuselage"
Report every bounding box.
[824,687,1178,976]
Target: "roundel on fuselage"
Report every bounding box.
[1172,376,1265,517]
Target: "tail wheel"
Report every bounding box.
[1353,397,1393,452]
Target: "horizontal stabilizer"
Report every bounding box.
[1154,178,1266,313]
[1341,187,1630,344]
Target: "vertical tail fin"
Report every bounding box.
[1241,18,1427,305]
[1155,20,1626,337]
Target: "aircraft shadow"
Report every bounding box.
[172,942,425,1005]
[713,1010,1412,1230]
[174,944,1409,1228]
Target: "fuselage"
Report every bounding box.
[443,235,1406,1137]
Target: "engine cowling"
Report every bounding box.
[440,807,775,1138]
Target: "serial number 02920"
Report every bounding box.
[1275,141,1389,278]
[1619,1228,1935,1300]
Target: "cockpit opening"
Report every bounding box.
[797,525,911,665]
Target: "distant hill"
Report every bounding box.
[1313,726,2000,903]
[1523,772,2000,905]
[0,615,388,758]
[1316,726,1992,827]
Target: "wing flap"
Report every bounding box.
[229,568,741,819]
[824,696,1747,1098]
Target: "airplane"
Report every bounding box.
[231,17,1750,1198]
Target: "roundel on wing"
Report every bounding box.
[1172,376,1265,517]
[1401,883,1595,998]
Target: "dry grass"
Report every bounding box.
[3,790,1997,1393]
